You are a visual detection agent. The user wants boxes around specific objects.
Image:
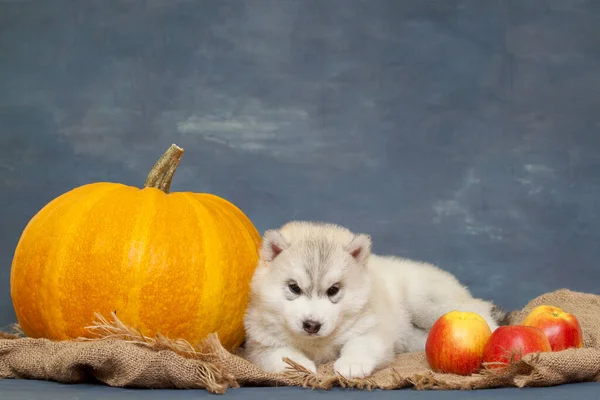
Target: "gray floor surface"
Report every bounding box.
[0,380,598,400]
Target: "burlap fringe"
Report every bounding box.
[83,312,201,358]
[81,313,237,394]
[0,323,23,339]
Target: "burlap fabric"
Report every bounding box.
[1,289,599,393]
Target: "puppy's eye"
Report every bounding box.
[326,285,340,297]
[288,283,302,295]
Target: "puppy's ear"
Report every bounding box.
[345,234,372,265]
[260,229,290,262]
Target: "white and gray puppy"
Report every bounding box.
[243,221,506,379]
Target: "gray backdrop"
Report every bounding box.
[1,0,599,329]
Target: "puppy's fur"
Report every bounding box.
[243,221,506,378]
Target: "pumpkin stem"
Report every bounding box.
[144,144,184,194]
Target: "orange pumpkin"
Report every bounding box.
[10,144,261,350]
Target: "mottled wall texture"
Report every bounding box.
[1,0,599,327]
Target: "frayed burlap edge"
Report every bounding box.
[0,323,23,339]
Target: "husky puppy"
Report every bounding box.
[243,221,506,379]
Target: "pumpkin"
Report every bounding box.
[10,144,261,351]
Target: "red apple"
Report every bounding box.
[482,325,552,369]
[522,305,583,351]
[425,311,493,375]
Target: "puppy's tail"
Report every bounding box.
[491,304,512,326]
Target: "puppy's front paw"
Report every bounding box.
[334,356,375,379]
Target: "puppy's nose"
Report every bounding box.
[302,320,322,334]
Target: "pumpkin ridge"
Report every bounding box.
[10,183,116,338]
[45,183,127,339]
[190,194,240,344]
[122,187,166,331]
[132,189,201,341]
[180,192,225,340]
[191,194,260,349]
[57,184,142,339]
[155,193,205,339]
[197,194,261,250]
